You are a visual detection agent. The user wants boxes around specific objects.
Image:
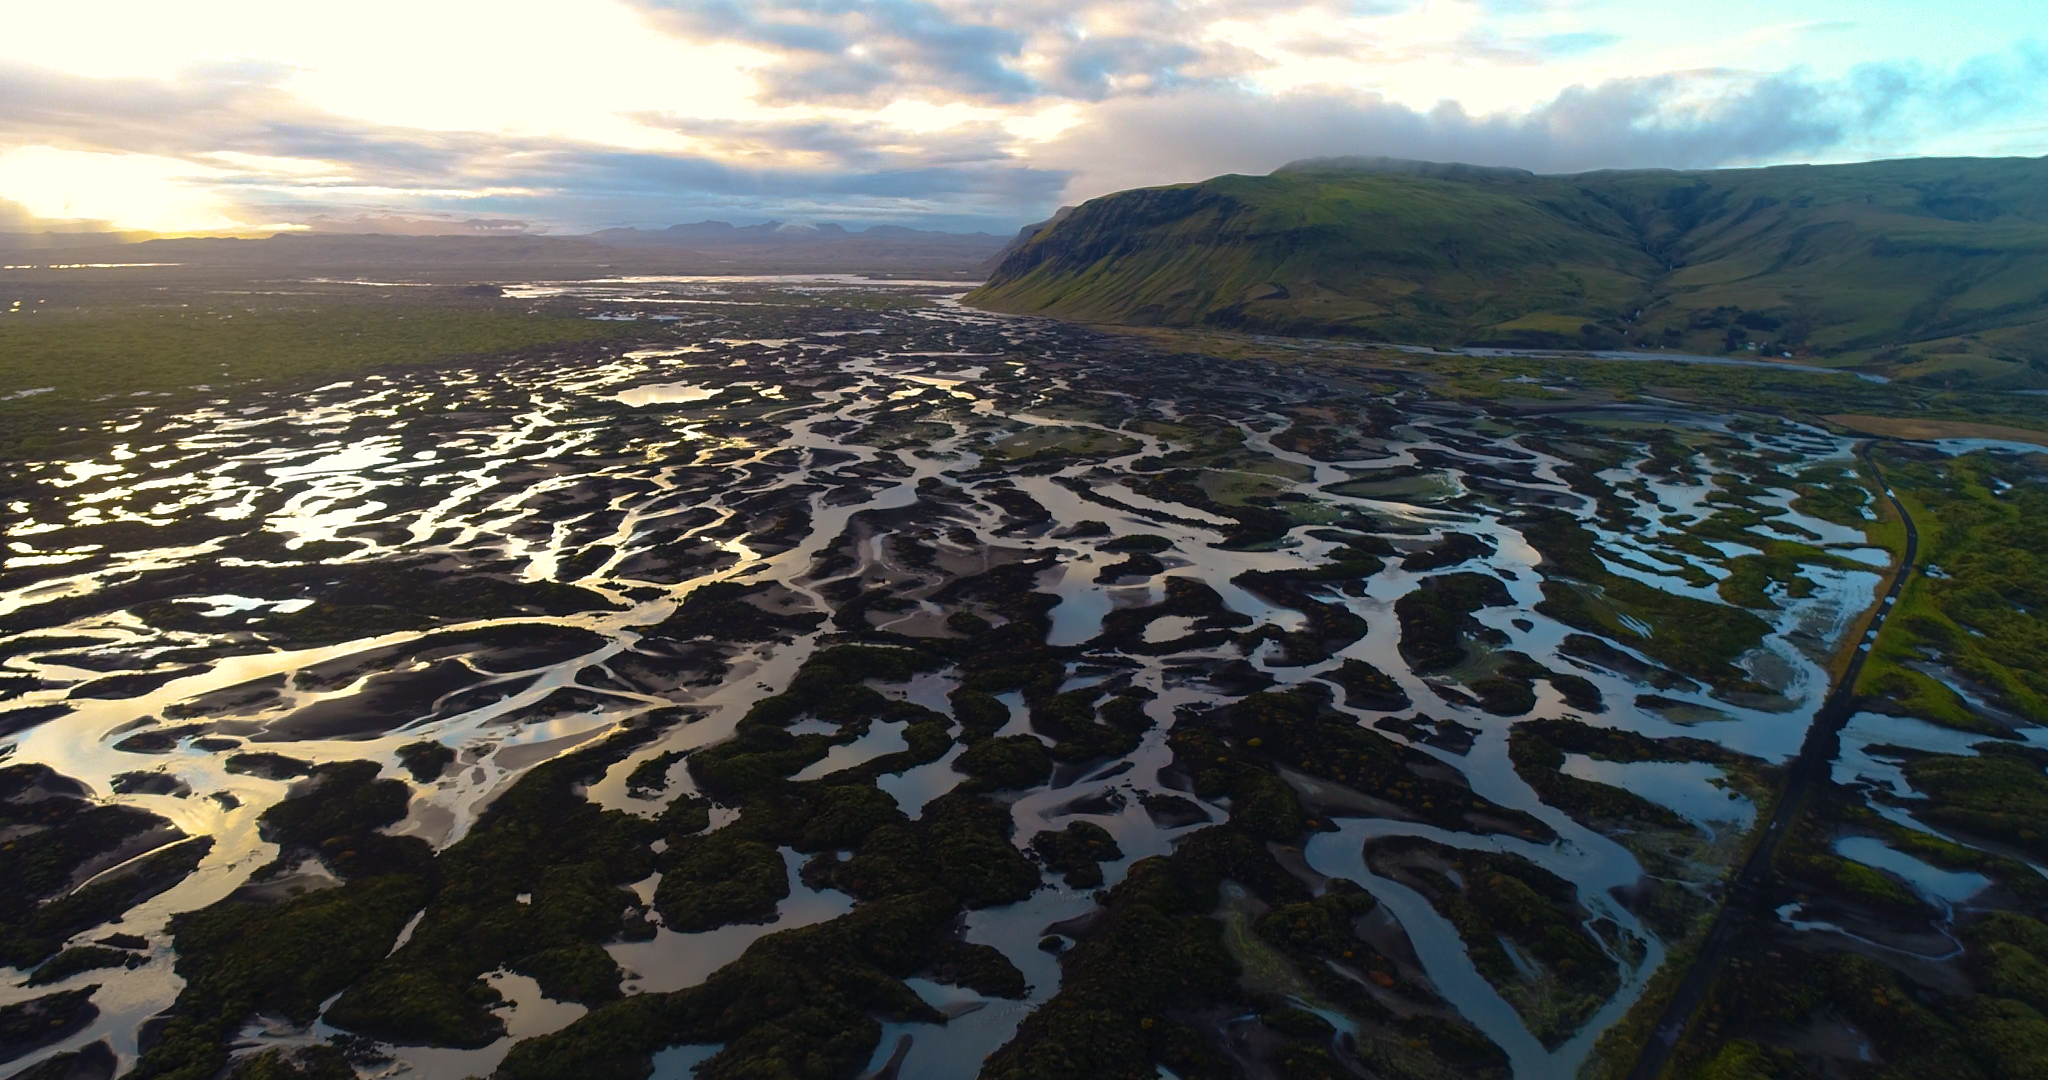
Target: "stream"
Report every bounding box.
[0,277,1896,1079]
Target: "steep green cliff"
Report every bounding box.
[969,155,2048,385]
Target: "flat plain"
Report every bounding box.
[0,266,2042,1080]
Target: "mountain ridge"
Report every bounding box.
[0,222,1008,276]
[588,219,998,246]
[967,155,2048,388]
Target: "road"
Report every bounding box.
[1623,442,1919,1080]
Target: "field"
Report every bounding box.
[0,274,642,458]
[1821,413,2048,446]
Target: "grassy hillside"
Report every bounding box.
[968,156,2048,388]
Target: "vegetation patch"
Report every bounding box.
[1181,684,1552,840]
[135,761,434,1079]
[1365,836,1623,1047]
[1518,510,1773,691]
[1031,820,1125,888]
[0,763,202,970]
[1856,449,2048,728]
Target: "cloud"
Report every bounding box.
[1534,32,1619,59]
[626,111,1020,171]
[1845,44,2048,132]
[0,196,47,231]
[0,58,1066,231]
[297,214,538,235]
[0,195,122,239]
[0,16,2041,236]
[638,0,1036,104]
[0,196,43,230]
[1037,54,2048,202]
[633,0,1294,104]
[0,60,455,183]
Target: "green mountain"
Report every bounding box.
[967,156,2048,387]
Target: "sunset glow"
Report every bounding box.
[0,0,2041,234]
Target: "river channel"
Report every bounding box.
[0,278,1897,1079]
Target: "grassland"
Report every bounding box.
[1854,446,2048,730]
[970,164,1653,345]
[0,280,639,459]
[970,155,2048,383]
[1821,414,2048,446]
[1103,324,2048,438]
[986,425,1140,462]
[1643,440,2048,1080]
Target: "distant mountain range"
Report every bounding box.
[589,219,994,246]
[0,231,150,252]
[967,156,2048,388]
[0,220,1010,276]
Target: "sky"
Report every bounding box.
[0,0,2042,236]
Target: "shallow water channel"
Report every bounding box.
[0,279,1897,1079]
